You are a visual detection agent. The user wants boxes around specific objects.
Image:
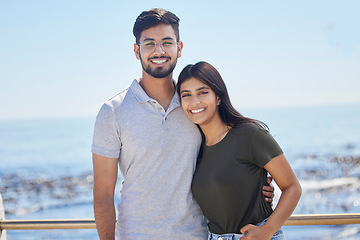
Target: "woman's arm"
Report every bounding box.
[240,154,302,240]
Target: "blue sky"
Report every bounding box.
[1,0,359,120]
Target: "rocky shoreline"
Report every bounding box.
[1,153,359,216]
[0,171,94,215]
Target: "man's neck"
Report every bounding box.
[139,74,175,111]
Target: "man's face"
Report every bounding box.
[134,23,183,78]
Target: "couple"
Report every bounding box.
[92,8,301,240]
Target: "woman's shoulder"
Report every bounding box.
[233,121,266,133]
[231,122,270,143]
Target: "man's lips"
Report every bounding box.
[149,56,171,65]
[151,59,167,64]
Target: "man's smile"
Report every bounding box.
[149,56,171,65]
[151,59,167,64]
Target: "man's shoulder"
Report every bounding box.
[95,87,131,124]
[103,79,141,110]
[105,87,130,109]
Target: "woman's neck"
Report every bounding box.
[200,119,231,147]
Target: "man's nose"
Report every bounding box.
[153,43,165,54]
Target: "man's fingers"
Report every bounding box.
[262,185,275,197]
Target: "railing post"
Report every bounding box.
[0,194,7,240]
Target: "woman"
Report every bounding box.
[176,61,301,240]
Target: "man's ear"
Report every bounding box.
[134,43,140,60]
[177,41,183,58]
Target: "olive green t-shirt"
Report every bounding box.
[191,122,283,234]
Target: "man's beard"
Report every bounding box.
[140,54,177,79]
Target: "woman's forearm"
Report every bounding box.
[262,182,302,236]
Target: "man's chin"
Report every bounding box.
[150,72,172,78]
[145,67,173,79]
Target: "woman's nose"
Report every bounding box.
[192,96,200,104]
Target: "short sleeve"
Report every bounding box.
[250,126,283,167]
[91,103,122,158]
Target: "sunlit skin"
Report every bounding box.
[134,23,182,80]
[133,23,183,110]
[180,77,220,127]
[180,77,233,147]
[179,77,301,240]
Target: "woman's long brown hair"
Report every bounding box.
[176,61,268,130]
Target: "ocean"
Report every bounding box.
[1,104,359,239]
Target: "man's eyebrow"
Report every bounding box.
[143,38,155,42]
[162,37,175,41]
[143,37,175,42]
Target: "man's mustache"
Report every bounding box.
[149,56,171,60]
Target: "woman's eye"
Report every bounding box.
[199,91,208,95]
[181,94,190,98]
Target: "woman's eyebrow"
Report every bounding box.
[196,86,211,91]
[180,86,210,94]
[180,89,190,94]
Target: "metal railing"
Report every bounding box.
[1,191,360,240]
[1,213,360,230]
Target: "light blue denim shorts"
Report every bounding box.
[208,219,285,240]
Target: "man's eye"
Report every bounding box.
[162,41,173,46]
[199,91,208,95]
[181,94,190,98]
[144,42,155,47]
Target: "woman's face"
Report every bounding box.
[179,77,219,126]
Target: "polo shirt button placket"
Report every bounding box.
[162,115,168,124]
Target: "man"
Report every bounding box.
[92,8,274,239]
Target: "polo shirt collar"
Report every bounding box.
[131,79,152,103]
[168,90,181,110]
[130,78,181,108]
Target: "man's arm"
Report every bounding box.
[263,176,275,206]
[93,153,118,240]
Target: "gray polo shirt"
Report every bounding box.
[92,79,207,239]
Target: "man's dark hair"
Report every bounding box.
[133,8,180,44]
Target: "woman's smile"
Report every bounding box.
[180,77,220,126]
[190,108,206,114]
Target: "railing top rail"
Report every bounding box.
[1,214,360,230]
[0,219,96,230]
[286,213,360,226]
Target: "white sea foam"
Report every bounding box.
[300,177,360,194]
